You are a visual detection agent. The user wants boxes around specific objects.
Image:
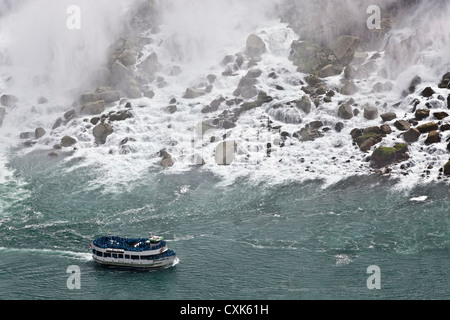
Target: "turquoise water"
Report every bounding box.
[0,151,449,300]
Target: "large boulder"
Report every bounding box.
[80,87,120,104]
[394,120,411,131]
[289,40,342,76]
[354,132,382,152]
[415,109,430,120]
[246,34,266,59]
[80,100,105,115]
[425,130,441,145]
[158,150,174,168]
[417,122,439,133]
[371,144,409,168]
[380,112,397,122]
[363,106,379,120]
[139,52,162,78]
[329,35,360,65]
[184,87,207,99]
[35,127,46,139]
[296,96,312,114]
[403,128,421,143]
[340,82,358,95]
[338,104,353,120]
[0,94,18,108]
[93,123,113,144]
[61,136,77,147]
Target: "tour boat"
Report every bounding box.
[91,234,177,268]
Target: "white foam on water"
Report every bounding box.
[0,246,93,261]
[1,0,450,194]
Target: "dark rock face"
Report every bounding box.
[371,144,409,168]
[246,34,266,59]
[0,94,18,108]
[403,128,421,143]
[93,123,113,144]
[61,136,77,147]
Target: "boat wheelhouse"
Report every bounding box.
[91,234,177,268]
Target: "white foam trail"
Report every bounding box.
[0,246,93,261]
[410,196,428,202]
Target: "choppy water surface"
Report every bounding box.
[0,153,448,300]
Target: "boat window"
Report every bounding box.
[96,251,102,257]
[118,254,123,259]
[125,255,130,259]
[131,255,139,260]
[104,253,111,258]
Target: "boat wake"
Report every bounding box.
[0,246,93,261]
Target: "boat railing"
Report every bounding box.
[93,236,167,252]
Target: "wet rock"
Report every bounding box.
[340,82,358,95]
[438,73,450,89]
[403,128,421,143]
[20,132,34,139]
[144,89,155,99]
[329,35,360,65]
[380,124,392,135]
[35,127,46,139]
[295,96,312,114]
[380,112,396,122]
[344,65,356,79]
[440,124,450,132]
[0,94,18,108]
[444,161,450,176]
[421,87,435,98]
[318,64,342,78]
[425,130,441,145]
[246,34,266,59]
[139,52,162,78]
[158,150,175,168]
[363,106,379,120]
[184,87,207,99]
[246,69,262,79]
[80,87,120,104]
[37,97,49,104]
[433,112,449,120]
[80,100,105,115]
[335,122,345,133]
[394,120,411,131]
[93,123,113,144]
[415,109,430,120]
[338,104,353,120]
[417,122,439,133]
[354,132,382,152]
[64,109,76,121]
[371,144,409,168]
[163,105,177,114]
[289,40,341,76]
[52,118,63,130]
[61,136,77,147]
[109,110,134,121]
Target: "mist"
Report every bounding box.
[0,0,134,103]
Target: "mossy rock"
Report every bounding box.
[371,144,409,168]
[354,132,382,151]
[417,122,438,133]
